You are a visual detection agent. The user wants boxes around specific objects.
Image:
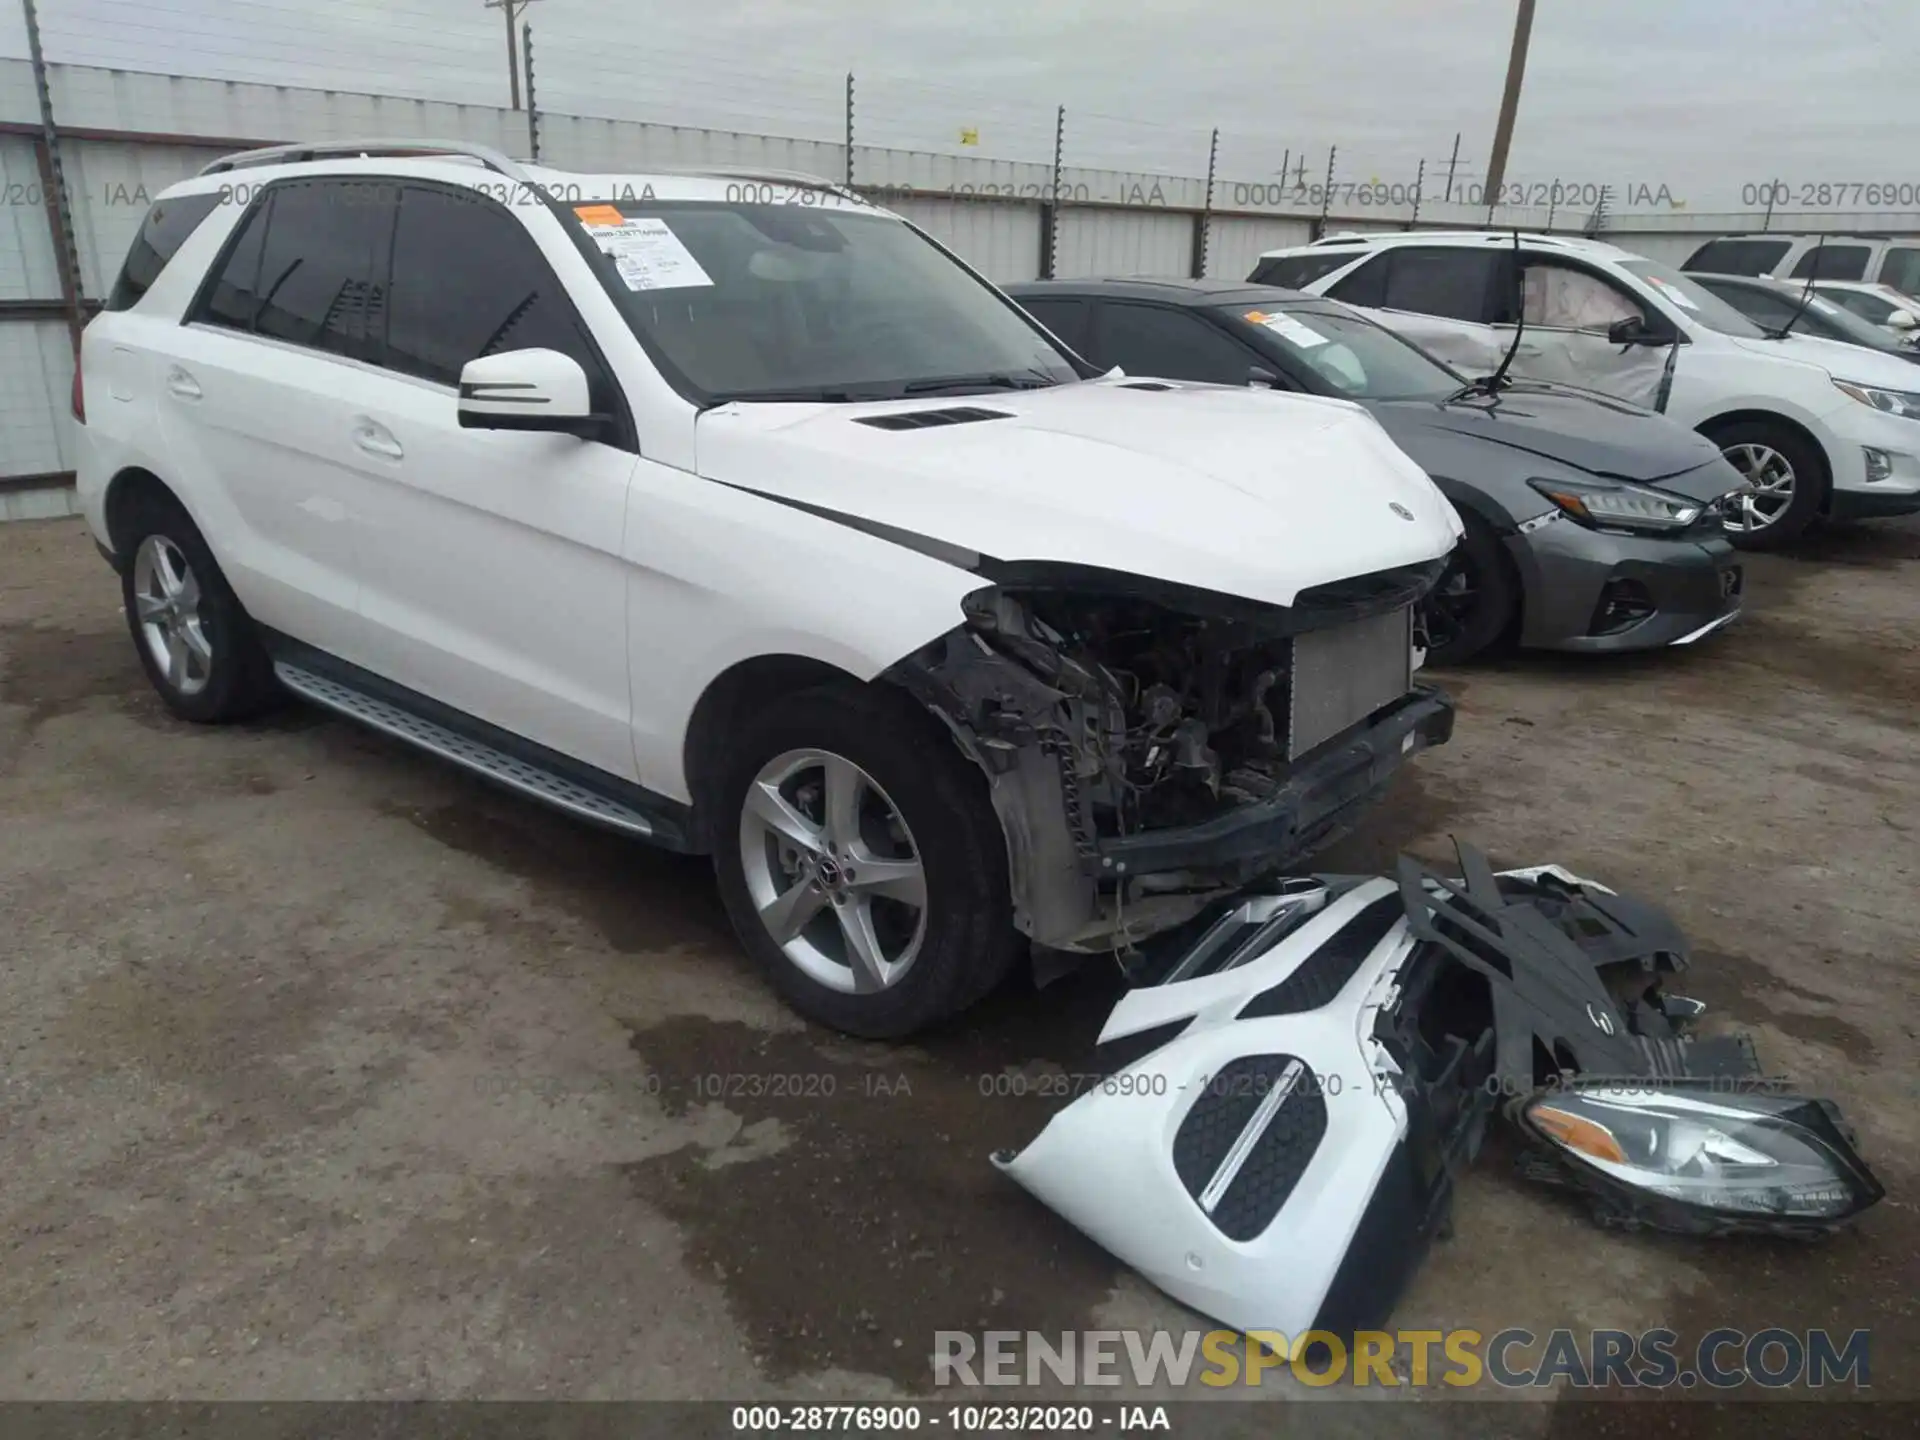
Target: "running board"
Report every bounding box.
[274,661,658,839]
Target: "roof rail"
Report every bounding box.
[199,138,533,181]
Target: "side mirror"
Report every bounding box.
[1248,366,1279,390]
[457,348,609,438]
[1887,309,1918,331]
[1607,315,1674,348]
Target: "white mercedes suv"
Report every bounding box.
[76,140,1461,1037]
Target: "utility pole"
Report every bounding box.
[1482,0,1536,203]
[484,0,540,110]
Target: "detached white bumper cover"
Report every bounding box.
[992,846,1802,1340]
[993,878,1445,1341]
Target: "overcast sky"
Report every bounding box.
[1,0,1910,208]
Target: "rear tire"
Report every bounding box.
[118,493,280,723]
[712,683,1023,1038]
[1420,512,1515,665]
[1707,420,1826,550]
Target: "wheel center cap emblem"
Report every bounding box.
[816,857,843,887]
[1390,503,1415,521]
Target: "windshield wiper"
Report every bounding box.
[899,371,1058,396]
[1764,236,1826,339]
[1448,230,1530,402]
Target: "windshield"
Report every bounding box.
[1217,302,1462,400]
[569,199,1080,401]
[1618,259,1766,338]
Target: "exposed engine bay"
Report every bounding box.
[885,562,1451,951]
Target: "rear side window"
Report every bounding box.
[105,192,222,311]
[1016,297,1091,353]
[1880,247,1920,295]
[251,181,389,359]
[1248,251,1363,290]
[1333,248,1503,322]
[1325,253,1389,308]
[194,179,391,362]
[1823,288,1896,324]
[384,185,606,399]
[1682,238,1791,276]
[1090,302,1259,386]
[198,197,271,331]
[1789,244,1870,281]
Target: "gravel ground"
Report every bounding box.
[1,513,1915,1431]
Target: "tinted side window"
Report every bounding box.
[1249,251,1365,289]
[1682,238,1791,276]
[1879,247,1920,294]
[1824,288,1894,323]
[106,192,223,312]
[1378,249,1503,322]
[1325,252,1389,308]
[1016,297,1091,353]
[228,180,391,359]
[1789,244,1870,281]
[1091,303,1258,385]
[196,196,272,332]
[385,186,605,399]
[1704,283,1796,329]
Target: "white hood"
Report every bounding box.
[694,379,1461,609]
[1733,331,1920,388]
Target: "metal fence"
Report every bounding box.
[4,35,1918,517]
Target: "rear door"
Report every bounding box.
[164,178,391,664]
[1324,246,1515,376]
[346,183,642,781]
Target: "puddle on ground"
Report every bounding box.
[618,972,1129,1388]
[0,623,144,735]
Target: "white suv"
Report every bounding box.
[1254,231,1920,546]
[76,140,1461,1037]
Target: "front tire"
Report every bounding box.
[119,493,280,723]
[1420,512,1515,665]
[1709,420,1826,550]
[712,684,1022,1038]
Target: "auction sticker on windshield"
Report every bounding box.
[1246,310,1331,348]
[578,214,715,291]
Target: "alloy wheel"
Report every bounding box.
[1721,443,1796,532]
[132,534,214,697]
[737,748,928,994]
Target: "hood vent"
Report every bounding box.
[854,406,1013,431]
[1119,381,1176,391]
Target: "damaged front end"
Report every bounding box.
[884,561,1454,952]
[993,843,1883,1342]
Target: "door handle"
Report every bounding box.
[351,420,404,461]
[165,366,202,400]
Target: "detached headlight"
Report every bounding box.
[1527,477,1702,532]
[1833,378,1920,420]
[1518,1081,1884,1235]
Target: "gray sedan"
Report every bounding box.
[1006,279,1751,664]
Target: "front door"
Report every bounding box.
[347,183,642,783]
